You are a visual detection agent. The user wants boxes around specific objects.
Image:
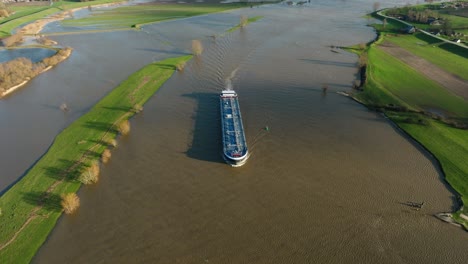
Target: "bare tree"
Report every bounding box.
[373,2,381,12]
[61,193,80,214]
[191,39,203,56]
[383,18,387,29]
[240,15,248,28]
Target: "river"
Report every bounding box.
[1,0,467,263]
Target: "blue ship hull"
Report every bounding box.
[220,90,248,167]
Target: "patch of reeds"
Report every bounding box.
[60,193,80,214]
[118,120,130,136]
[78,162,100,184]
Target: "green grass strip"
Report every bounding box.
[0,54,192,263]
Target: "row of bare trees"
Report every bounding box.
[62,119,130,214]
[0,47,72,93]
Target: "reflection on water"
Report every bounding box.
[0,48,56,63]
[1,0,467,263]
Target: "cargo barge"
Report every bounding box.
[220,90,248,167]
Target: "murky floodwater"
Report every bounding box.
[1,0,467,263]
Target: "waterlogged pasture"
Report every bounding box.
[61,3,258,29]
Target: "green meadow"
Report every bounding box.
[358,47,468,116]
[385,33,468,80]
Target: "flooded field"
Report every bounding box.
[0,0,466,263]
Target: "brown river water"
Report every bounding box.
[1,0,467,263]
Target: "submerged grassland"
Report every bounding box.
[61,3,263,29]
[0,55,192,263]
[351,11,468,229]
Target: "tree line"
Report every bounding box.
[0,47,72,94]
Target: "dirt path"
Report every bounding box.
[379,41,468,100]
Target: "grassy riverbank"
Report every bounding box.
[351,12,468,229]
[0,55,192,263]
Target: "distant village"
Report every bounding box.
[385,1,468,43]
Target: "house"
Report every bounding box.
[404,26,416,34]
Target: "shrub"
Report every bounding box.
[108,139,118,148]
[240,15,248,28]
[118,120,130,135]
[78,162,100,184]
[358,53,368,67]
[101,149,111,164]
[37,37,56,46]
[0,9,9,18]
[1,33,23,47]
[61,193,80,214]
[191,40,203,56]
[176,62,186,72]
[133,104,143,113]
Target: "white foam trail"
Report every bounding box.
[225,67,239,91]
